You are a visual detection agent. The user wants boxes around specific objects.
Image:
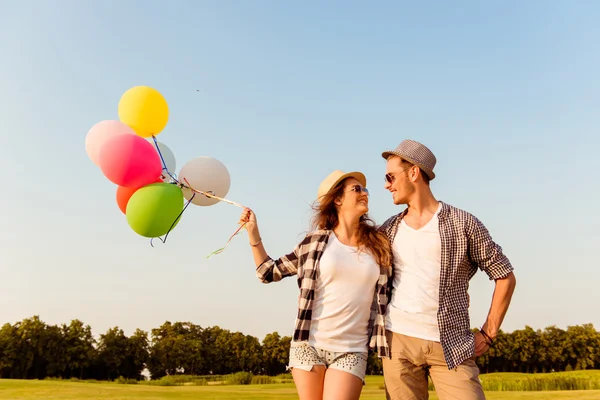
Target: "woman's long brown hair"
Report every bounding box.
[311,179,391,275]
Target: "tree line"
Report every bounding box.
[0,316,598,380]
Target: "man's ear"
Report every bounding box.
[410,166,420,182]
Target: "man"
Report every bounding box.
[379,139,517,400]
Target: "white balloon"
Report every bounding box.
[151,141,177,182]
[179,156,231,206]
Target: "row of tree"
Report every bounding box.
[0,317,290,380]
[0,316,598,380]
[475,323,600,373]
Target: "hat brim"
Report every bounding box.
[318,171,367,199]
[381,150,436,180]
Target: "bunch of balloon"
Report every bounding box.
[85,86,237,250]
[85,85,184,240]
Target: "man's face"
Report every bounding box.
[384,156,416,205]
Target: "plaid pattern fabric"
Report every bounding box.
[380,202,514,369]
[256,229,391,357]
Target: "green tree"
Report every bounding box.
[97,327,129,380]
[510,326,539,373]
[148,321,204,378]
[226,332,262,374]
[262,332,290,376]
[44,324,67,378]
[62,319,96,379]
[564,324,598,370]
[202,326,232,374]
[124,329,150,379]
[366,352,383,375]
[16,316,49,379]
[539,326,566,372]
[485,330,512,372]
[241,334,263,374]
[0,323,19,378]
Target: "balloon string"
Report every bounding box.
[179,179,247,257]
[151,135,178,182]
[206,221,248,258]
[148,136,247,256]
[150,193,196,247]
[151,135,243,209]
[182,178,245,209]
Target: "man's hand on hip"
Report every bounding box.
[474,332,490,357]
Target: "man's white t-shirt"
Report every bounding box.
[385,203,442,342]
[308,233,380,352]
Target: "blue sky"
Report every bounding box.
[1,1,598,341]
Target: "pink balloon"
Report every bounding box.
[85,120,136,167]
[98,134,162,188]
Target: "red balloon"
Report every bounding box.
[99,134,162,188]
[116,186,138,214]
[116,178,162,214]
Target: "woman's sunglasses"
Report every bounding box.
[347,184,369,195]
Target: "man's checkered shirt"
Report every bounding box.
[380,201,514,369]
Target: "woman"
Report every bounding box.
[239,169,392,400]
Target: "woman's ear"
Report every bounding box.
[334,195,343,206]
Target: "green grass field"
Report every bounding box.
[1,374,600,400]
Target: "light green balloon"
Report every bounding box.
[126,183,184,238]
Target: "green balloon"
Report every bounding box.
[126,183,184,238]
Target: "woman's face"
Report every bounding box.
[336,178,370,216]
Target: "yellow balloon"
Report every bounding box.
[118,86,169,138]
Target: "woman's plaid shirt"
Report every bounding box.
[380,201,514,369]
[256,229,392,357]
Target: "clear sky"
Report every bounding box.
[1,1,598,341]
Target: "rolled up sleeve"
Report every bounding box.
[468,217,514,280]
[256,246,301,283]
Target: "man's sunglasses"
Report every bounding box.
[385,166,413,184]
[384,173,398,184]
[347,184,369,195]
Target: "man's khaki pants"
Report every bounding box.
[382,331,485,400]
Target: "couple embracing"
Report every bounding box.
[240,139,517,400]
